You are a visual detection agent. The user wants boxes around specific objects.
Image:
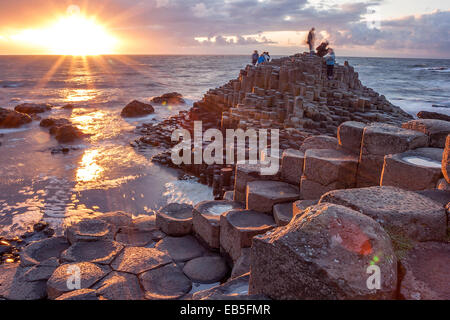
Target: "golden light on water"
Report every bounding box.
[76,150,104,183]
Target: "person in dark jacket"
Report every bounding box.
[252,50,259,65]
[316,40,329,57]
[306,28,316,56]
[324,48,336,80]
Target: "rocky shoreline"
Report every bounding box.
[0,52,449,300]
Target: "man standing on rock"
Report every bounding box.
[252,50,259,65]
[307,28,316,56]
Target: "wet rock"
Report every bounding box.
[381,148,443,190]
[299,135,338,152]
[52,124,86,143]
[111,247,171,274]
[0,264,47,300]
[61,240,124,265]
[121,100,155,118]
[246,181,300,214]
[15,103,52,114]
[280,149,305,185]
[20,237,70,267]
[155,236,205,262]
[0,107,32,128]
[193,200,244,249]
[115,227,156,247]
[151,92,185,105]
[320,186,447,242]
[140,263,192,300]
[249,203,398,300]
[56,289,99,300]
[337,121,366,154]
[156,203,193,236]
[399,242,450,300]
[417,111,450,122]
[47,262,110,299]
[273,202,293,227]
[231,248,251,279]
[93,271,144,300]
[358,123,429,187]
[403,119,450,148]
[66,219,115,244]
[443,135,450,183]
[183,256,228,284]
[40,118,71,128]
[220,210,276,262]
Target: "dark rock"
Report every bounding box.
[40,118,71,128]
[61,240,124,265]
[111,247,171,274]
[56,289,99,300]
[53,125,86,143]
[15,103,52,114]
[93,271,144,300]
[66,219,115,244]
[155,236,205,262]
[20,237,70,267]
[246,181,300,214]
[417,111,450,122]
[0,107,32,128]
[121,100,155,118]
[182,256,228,284]
[151,92,185,105]
[403,119,450,148]
[0,264,47,300]
[156,203,193,236]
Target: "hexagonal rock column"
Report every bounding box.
[301,148,359,200]
[320,186,447,242]
[381,148,443,190]
[61,240,124,265]
[111,247,172,274]
[220,210,276,262]
[155,235,206,262]
[246,181,300,214]
[337,121,366,154]
[399,242,450,300]
[93,271,144,300]
[273,202,293,226]
[402,119,450,148]
[20,237,70,267]
[234,163,277,203]
[65,219,115,244]
[280,149,305,185]
[299,135,339,152]
[182,256,229,284]
[156,203,193,236]
[357,123,429,187]
[139,263,192,300]
[443,135,450,184]
[193,200,244,249]
[47,262,111,300]
[249,203,398,300]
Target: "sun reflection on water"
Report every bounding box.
[76,149,104,183]
[64,89,98,102]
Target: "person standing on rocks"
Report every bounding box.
[325,48,336,80]
[252,50,259,65]
[263,52,271,63]
[257,53,267,66]
[306,28,316,56]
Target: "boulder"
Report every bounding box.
[155,235,205,262]
[399,242,450,300]
[15,103,52,114]
[0,107,32,128]
[0,264,47,300]
[20,237,70,267]
[220,210,276,262]
[280,149,305,185]
[193,200,244,249]
[320,186,447,242]
[299,135,339,152]
[61,240,124,265]
[337,121,366,154]
[358,123,429,187]
[151,92,185,105]
[402,119,450,148]
[56,289,99,300]
[249,203,398,300]
[246,180,300,213]
[52,125,86,143]
[156,203,193,236]
[273,202,293,226]
[47,262,110,299]
[139,263,192,300]
[417,111,450,122]
[93,271,144,300]
[231,248,251,279]
[65,219,115,244]
[121,100,154,118]
[182,256,229,284]
[443,135,450,183]
[381,148,443,190]
[292,199,319,217]
[111,247,171,274]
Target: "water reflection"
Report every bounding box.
[64,89,98,102]
[76,149,104,183]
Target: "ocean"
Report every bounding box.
[0,55,449,236]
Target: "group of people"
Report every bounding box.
[306,27,336,80]
[251,50,271,66]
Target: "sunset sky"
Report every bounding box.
[0,0,449,58]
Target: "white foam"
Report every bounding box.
[403,156,442,168]
[207,204,234,216]
[163,179,214,206]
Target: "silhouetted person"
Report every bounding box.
[306,28,316,56]
[252,50,259,65]
[316,40,329,57]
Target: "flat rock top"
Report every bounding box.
[20,237,70,266]
[299,135,338,152]
[111,247,171,274]
[320,186,444,216]
[155,236,205,262]
[283,149,305,158]
[393,148,443,166]
[305,148,359,162]
[247,181,299,200]
[158,203,193,220]
[61,240,124,265]
[400,242,450,300]
[225,210,276,230]
[182,256,228,284]
[403,119,450,133]
[366,123,424,136]
[195,200,244,217]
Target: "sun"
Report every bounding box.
[14,13,118,55]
